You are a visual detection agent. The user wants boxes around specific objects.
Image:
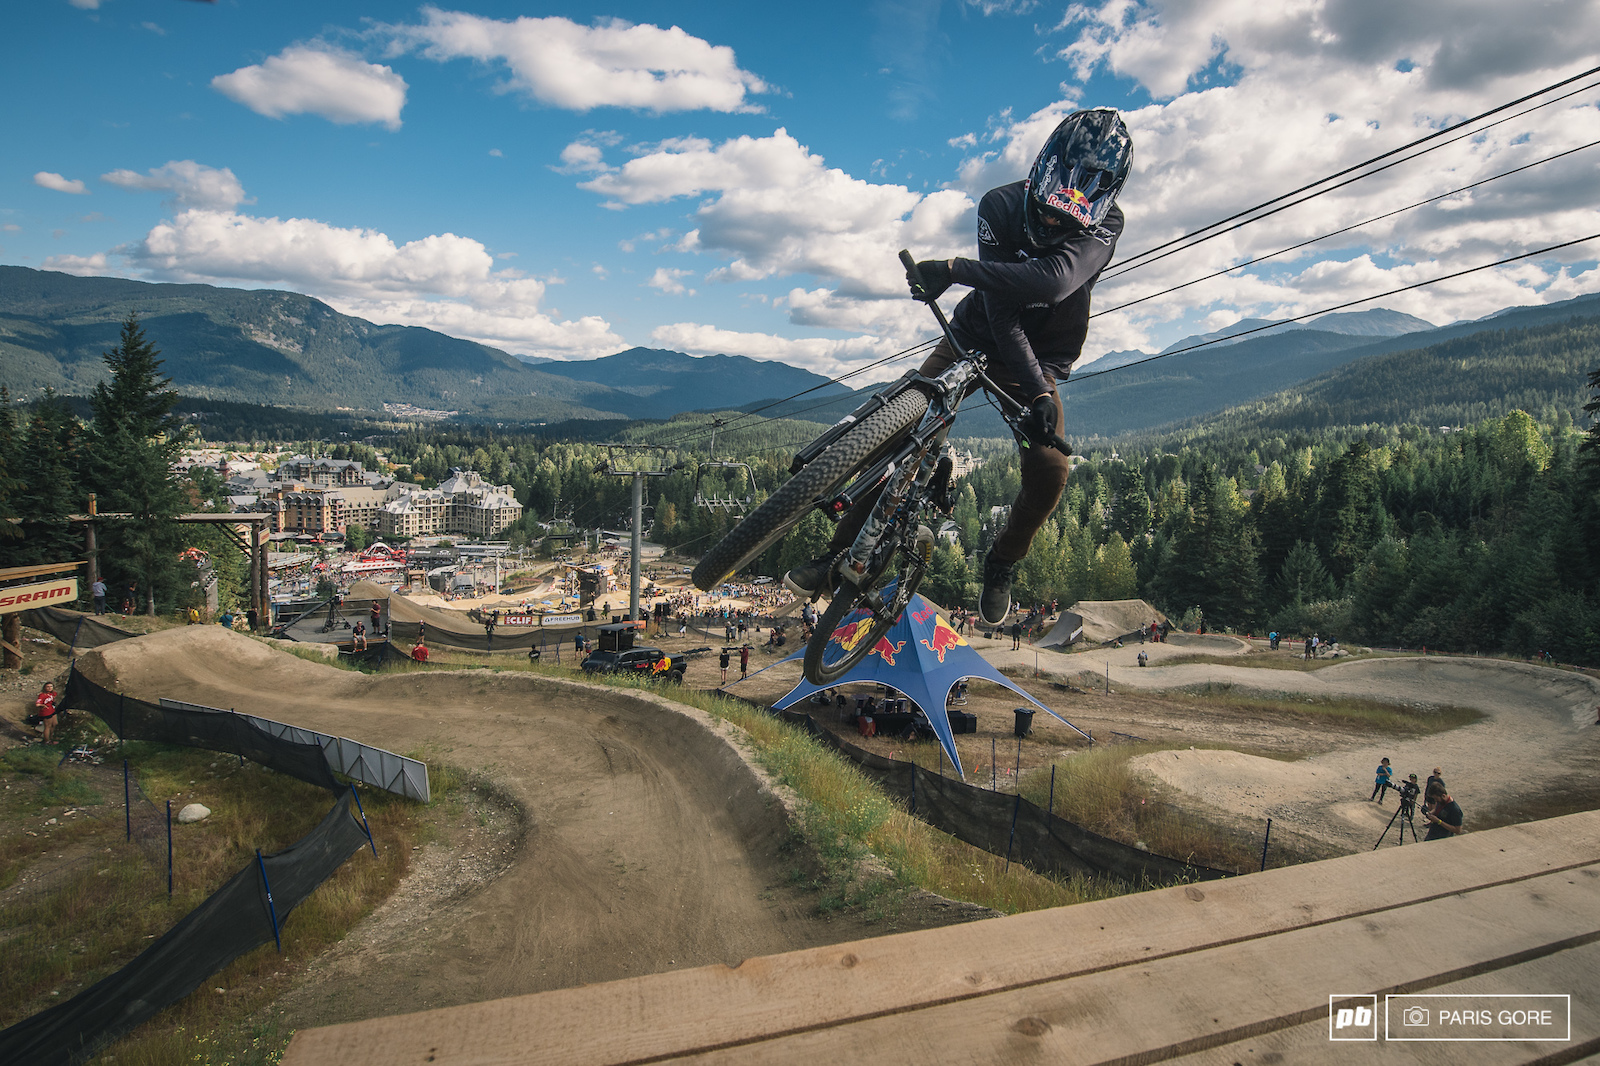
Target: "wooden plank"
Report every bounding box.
[1160,939,1600,1064]
[281,812,1600,1066]
[0,561,84,582]
[665,865,1600,1064]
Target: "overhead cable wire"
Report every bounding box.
[645,338,936,451]
[1094,136,1600,318]
[1066,231,1600,386]
[1107,63,1600,277]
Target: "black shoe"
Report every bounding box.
[980,553,1015,627]
[784,552,838,599]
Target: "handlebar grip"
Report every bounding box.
[898,248,918,274]
[1048,433,1074,457]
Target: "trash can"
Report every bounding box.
[1013,708,1035,737]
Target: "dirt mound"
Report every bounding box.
[1071,599,1167,644]
[75,627,925,1028]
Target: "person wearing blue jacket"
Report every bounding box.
[1371,757,1394,803]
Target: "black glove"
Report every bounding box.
[1020,395,1057,443]
[906,259,953,302]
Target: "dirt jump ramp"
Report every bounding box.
[73,627,868,1027]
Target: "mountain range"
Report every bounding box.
[0,267,846,422]
[2,265,1596,440]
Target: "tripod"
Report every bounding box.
[1374,801,1419,848]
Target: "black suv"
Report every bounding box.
[581,645,686,683]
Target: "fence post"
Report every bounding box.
[256,849,282,952]
[991,737,996,791]
[70,616,84,653]
[124,759,131,841]
[938,743,943,778]
[909,763,917,816]
[349,784,378,856]
[166,800,173,896]
[1047,764,1056,821]
[1259,817,1273,873]
[1004,792,1021,873]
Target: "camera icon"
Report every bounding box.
[1402,1006,1429,1027]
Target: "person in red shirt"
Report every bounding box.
[34,682,58,744]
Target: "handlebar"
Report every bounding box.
[900,248,1073,459]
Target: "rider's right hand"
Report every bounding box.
[1020,394,1057,443]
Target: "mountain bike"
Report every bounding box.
[692,250,1073,686]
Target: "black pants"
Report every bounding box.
[826,339,1071,564]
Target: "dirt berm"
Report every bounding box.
[1071,599,1167,643]
[74,627,958,1028]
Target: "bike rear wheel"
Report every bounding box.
[691,388,931,591]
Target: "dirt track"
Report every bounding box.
[76,627,965,1030]
[984,636,1600,850]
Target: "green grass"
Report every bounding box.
[0,734,455,1066]
[1018,743,1331,873]
[1165,682,1484,735]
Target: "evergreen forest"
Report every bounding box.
[4,312,1599,667]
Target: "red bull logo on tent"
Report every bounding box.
[770,584,1092,780]
[870,637,906,666]
[828,612,876,654]
[920,617,968,663]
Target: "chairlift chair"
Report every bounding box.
[692,460,757,515]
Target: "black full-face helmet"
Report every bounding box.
[1023,108,1133,248]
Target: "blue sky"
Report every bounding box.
[7,0,1600,379]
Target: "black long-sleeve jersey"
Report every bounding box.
[947,180,1123,399]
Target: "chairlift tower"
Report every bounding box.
[598,446,670,621]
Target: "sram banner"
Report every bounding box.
[0,578,78,613]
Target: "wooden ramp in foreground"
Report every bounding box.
[282,811,1600,1064]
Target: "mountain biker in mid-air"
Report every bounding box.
[784,107,1134,627]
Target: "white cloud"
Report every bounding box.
[141,21,165,36]
[994,0,1600,357]
[646,267,695,295]
[390,8,768,113]
[67,0,100,9]
[488,148,503,157]
[41,252,109,275]
[101,160,247,211]
[649,322,909,379]
[34,172,89,195]
[57,181,621,357]
[212,45,407,130]
[577,128,975,303]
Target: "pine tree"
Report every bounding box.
[85,314,190,615]
[11,391,83,567]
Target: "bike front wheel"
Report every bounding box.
[691,387,931,591]
[802,561,926,687]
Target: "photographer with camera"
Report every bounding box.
[1397,773,1420,815]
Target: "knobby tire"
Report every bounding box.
[691,388,932,591]
[803,562,925,687]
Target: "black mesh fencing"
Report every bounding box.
[64,667,340,792]
[772,705,1233,885]
[20,607,137,651]
[0,793,372,1066]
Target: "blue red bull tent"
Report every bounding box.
[770,590,1091,779]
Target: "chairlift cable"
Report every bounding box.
[1106,63,1600,276]
[1094,136,1600,318]
[1065,231,1600,386]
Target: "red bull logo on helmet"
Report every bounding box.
[1045,185,1093,226]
